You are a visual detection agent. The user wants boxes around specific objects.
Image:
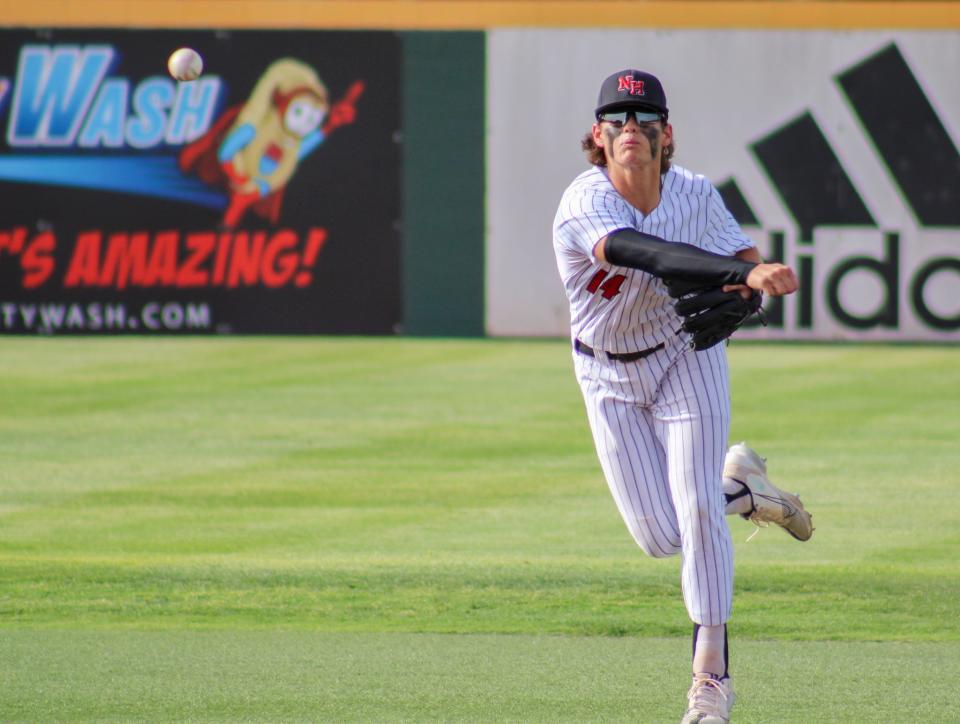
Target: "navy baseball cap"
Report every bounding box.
[595,70,668,120]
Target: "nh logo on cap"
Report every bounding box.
[618,75,645,96]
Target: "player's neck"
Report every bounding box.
[607,163,662,215]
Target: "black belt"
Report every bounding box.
[574,339,665,362]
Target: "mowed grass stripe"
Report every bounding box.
[1,558,955,640]
[1,339,958,641]
[2,631,958,722]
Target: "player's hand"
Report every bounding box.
[721,283,753,300]
[745,263,798,296]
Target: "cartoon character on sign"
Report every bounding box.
[180,58,363,228]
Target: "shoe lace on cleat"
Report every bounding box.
[687,676,730,715]
[745,520,766,542]
[739,488,790,542]
[743,491,806,542]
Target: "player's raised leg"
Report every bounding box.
[724,442,814,541]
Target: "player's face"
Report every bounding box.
[594,110,671,167]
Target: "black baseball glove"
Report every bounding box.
[665,279,766,351]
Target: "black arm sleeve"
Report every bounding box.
[603,228,757,286]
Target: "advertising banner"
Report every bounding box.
[487,30,960,341]
[0,29,401,334]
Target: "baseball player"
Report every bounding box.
[553,69,814,723]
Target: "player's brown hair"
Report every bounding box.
[581,126,674,173]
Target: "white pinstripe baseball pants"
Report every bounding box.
[574,335,734,626]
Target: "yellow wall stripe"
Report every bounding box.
[5,1,960,30]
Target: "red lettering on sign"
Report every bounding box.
[212,232,232,286]
[227,231,266,288]
[296,228,327,287]
[57,227,329,290]
[261,229,299,288]
[64,231,102,287]
[144,231,179,286]
[100,232,148,289]
[21,231,56,288]
[177,232,214,287]
[0,227,27,255]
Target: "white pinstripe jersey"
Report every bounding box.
[553,164,755,353]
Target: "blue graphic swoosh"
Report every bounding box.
[0,155,227,209]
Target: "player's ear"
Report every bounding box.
[592,122,605,148]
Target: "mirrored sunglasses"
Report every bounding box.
[597,109,663,126]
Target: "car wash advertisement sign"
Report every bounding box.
[0,29,401,334]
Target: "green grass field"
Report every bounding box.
[1,338,958,722]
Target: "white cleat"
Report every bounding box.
[724,442,814,542]
[681,674,735,724]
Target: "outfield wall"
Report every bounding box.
[1,2,958,339]
[487,30,960,341]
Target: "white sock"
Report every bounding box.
[692,624,727,678]
[723,477,753,516]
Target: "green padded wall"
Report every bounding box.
[402,32,485,336]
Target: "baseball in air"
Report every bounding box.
[167,47,203,81]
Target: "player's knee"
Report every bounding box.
[683,505,725,540]
[628,523,681,558]
[641,542,680,559]
[695,499,725,524]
